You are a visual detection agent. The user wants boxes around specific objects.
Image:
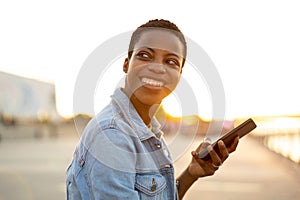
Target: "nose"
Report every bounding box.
[147,63,166,74]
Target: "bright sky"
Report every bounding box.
[1,0,299,120]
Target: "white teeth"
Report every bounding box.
[141,77,164,87]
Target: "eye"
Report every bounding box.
[166,58,180,68]
[136,51,152,60]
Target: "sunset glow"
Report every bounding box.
[162,94,182,117]
[252,117,300,163]
[1,1,300,120]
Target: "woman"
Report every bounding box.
[66,19,239,200]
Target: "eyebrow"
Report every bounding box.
[136,46,181,59]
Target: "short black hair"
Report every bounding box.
[128,19,187,67]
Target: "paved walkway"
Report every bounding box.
[0,132,299,200]
[171,135,300,200]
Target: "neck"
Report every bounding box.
[130,94,160,125]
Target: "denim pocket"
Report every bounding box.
[135,174,167,199]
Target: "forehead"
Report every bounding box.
[134,29,185,57]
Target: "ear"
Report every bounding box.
[123,58,129,73]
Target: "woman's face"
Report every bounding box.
[123,29,185,106]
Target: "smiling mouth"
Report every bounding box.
[141,77,164,87]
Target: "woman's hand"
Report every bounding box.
[188,136,239,178]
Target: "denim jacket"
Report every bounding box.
[66,88,177,199]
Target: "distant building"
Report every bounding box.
[0,71,60,123]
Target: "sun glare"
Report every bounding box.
[257,117,300,163]
[161,93,182,117]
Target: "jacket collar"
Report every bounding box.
[111,88,163,141]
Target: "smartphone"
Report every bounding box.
[197,118,257,161]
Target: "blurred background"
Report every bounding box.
[1,0,300,199]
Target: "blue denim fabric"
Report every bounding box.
[66,88,177,199]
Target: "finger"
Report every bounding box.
[217,140,229,162]
[207,145,223,167]
[191,151,206,164]
[195,141,211,152]
[191,151,218,174]
[192,151,216,170]
[227,136,239,153]
[211,163,220,170]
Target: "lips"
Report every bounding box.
[141,77,164,87]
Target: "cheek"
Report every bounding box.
[126,69,142,90]
[170,71,181,86]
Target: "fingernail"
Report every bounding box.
[191,151,197,156]
[207,145,213,152]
